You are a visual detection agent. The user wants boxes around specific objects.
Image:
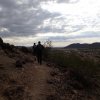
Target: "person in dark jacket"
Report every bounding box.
[32,43,37,56]
[36,41,44,65]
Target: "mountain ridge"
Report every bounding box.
[65,42,100,49]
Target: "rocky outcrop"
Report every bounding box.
[0,37,3,48]
[0,37,3,44]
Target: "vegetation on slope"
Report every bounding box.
[46,48,100,100]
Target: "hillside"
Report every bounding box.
[0,37,54,100]
[0,37,100,100]
[65,42,100,49]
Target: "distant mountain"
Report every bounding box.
[65,43,100,49]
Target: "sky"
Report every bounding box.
[0,0,100,47]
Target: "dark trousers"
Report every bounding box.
[37,54,42,65]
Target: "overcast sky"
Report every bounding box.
[0,0,100,47]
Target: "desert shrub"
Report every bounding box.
[47,49,100,99]
[43,40,52,60]
[43,47,51,60]
[2,43,15,52]
[47,49,100,77]
[20,46,29,53]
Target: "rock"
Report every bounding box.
[50,71,58,76]
[3,85,25,100]
[0,37,3,45]
[0,66,5,70]
[0,37,3,49]
[46,95,58,100]
[47,80,54,84]
[16,60,23,68]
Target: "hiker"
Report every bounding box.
[32,43,37,61]
[35,41,44,65]
[32,43,37,56]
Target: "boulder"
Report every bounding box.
[16,60,23,68]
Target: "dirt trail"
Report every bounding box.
[24,62,53,100]
[0,51,53,100]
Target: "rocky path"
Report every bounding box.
[0,52,54,100]
[23,62,53,100]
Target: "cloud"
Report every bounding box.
[0,0,61,38]
[46,31,100,42]
[57,0,79,3]
[0,0,100,46]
